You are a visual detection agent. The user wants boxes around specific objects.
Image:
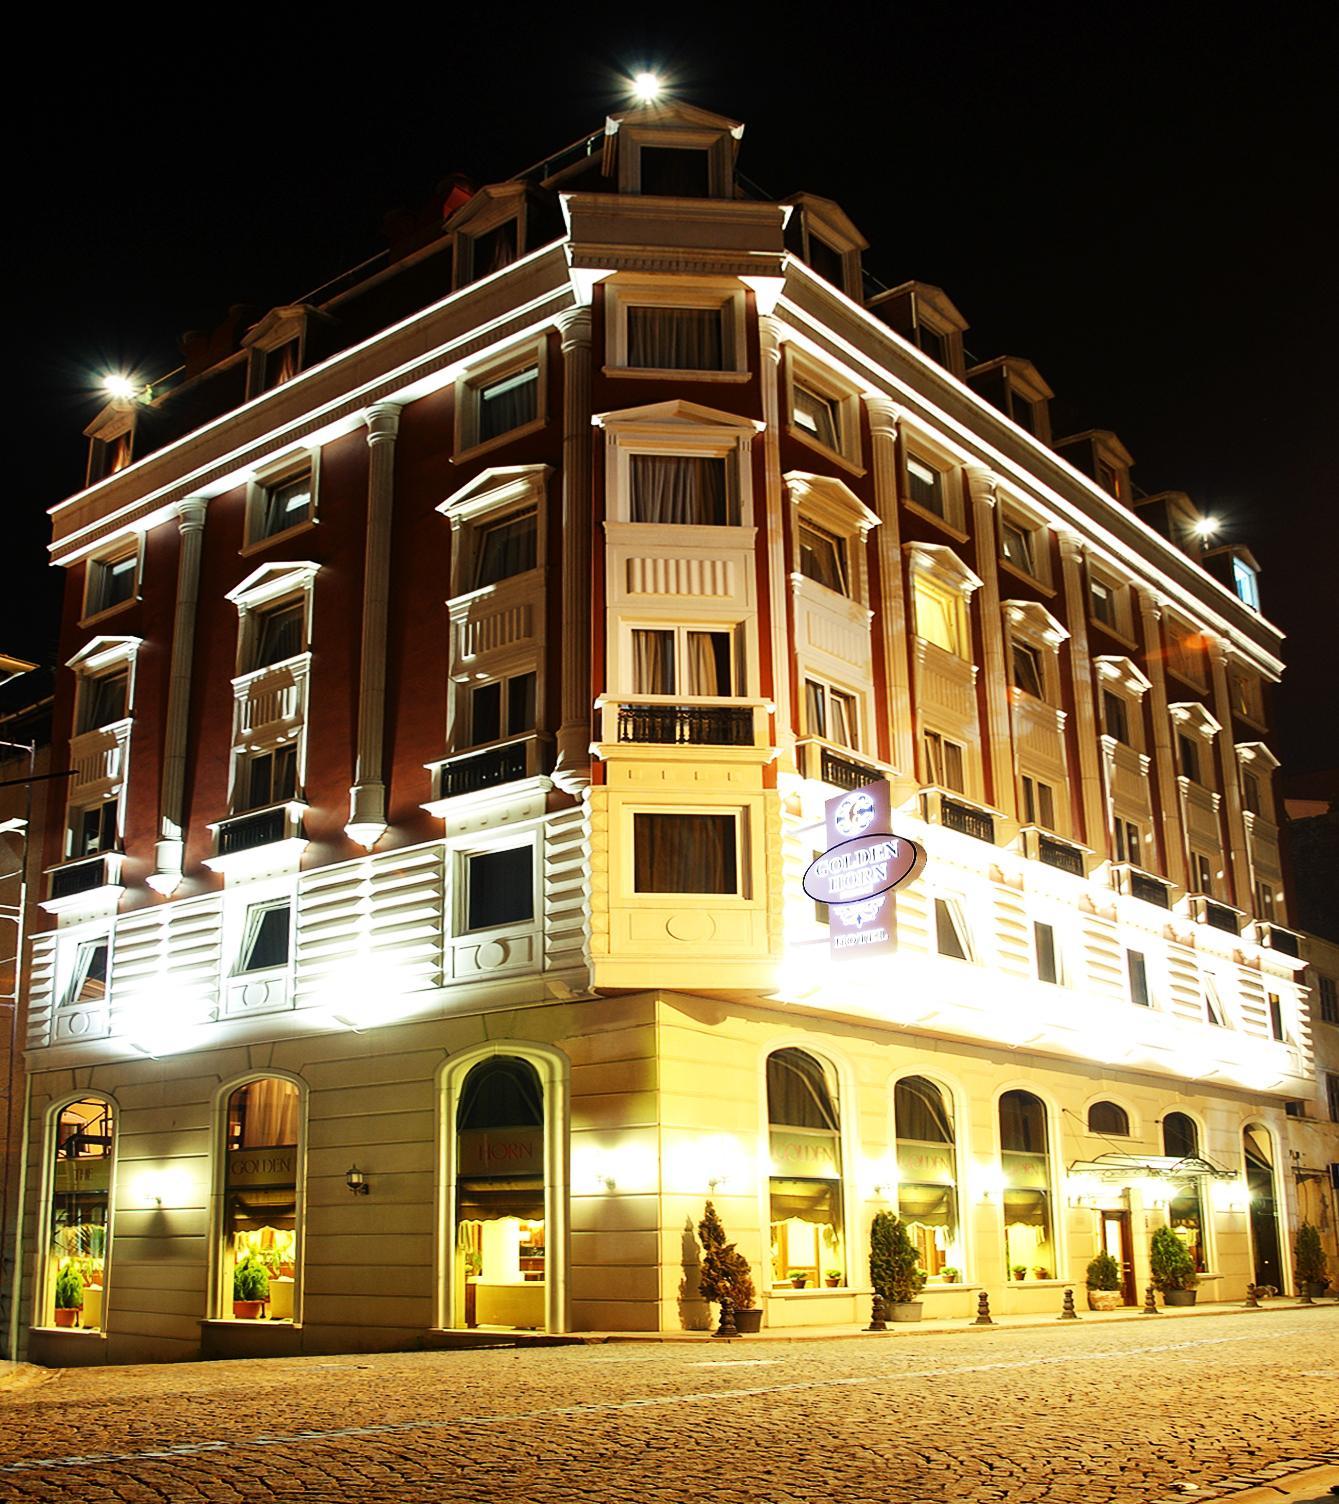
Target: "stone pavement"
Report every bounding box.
[0,1307,1335,1503]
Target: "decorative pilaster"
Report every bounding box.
[1208,639,1252,909]
[758,316,794,772]
[149,498,208,896]
[865,397,915,778]
[346,402,402,848]
[554,306,594,790]
[1137,591,1188,889]
[965,467,1017,819]
[1057,532,1108,857]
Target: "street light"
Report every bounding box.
[632,71,661,103]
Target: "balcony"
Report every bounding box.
[1111,863,1173,908]
[1254,922,1301,958]
[1038,834,1085,877]
[439,740,530,798]
[41,852,125,915]
[941,799,995,843]
[205,802,307,876]
[617,703,753,747]
[1185,893,1242,935]
[797,740,885,792]
[48,856,112,901]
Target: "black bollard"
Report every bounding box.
[1059,1287,1080,1320]
[1243,1284,1260,1308]
[867,1293,888,1332]
[973,1290,994,1325]
[1142,1284,1160,1315]
[715,1295,738,1339]
[1298,1283,1315,1307]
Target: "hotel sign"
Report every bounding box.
[53,1158,111,1196]
[458,1128,543,1178]
[228,1146,298,1188]
[802,781,926,962]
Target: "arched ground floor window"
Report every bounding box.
[893,1076,959,1278]
[46,1097,114,1330]
[766,1048,845,1289]
[999,1090,1056,1281]
[1243,1123,1283,1290]
[221,1076,302,1322]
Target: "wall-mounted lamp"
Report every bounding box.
[345,1164,370,1195]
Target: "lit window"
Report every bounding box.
[468,671,537,746]
[64,939,109,1006]
[1102,690,1130,745]
[1000,518,1037,576]
[47,1098,114,1331]
[1011,642,1045,700]
[1232,557,1260,612]
[237,902,291,973]
[626,306,725,371]
[473,509,537,589]
[923,730,965,792]
[934,897,972,961]
[1021,775,1055,830]
[998,1090,1055,1281]
[71,800,117,858]
[77,670,128,734]
[906,456,945,518]
[1126,949,1151,1007]
[255,473,313,543]
[478,366,539,444]
[223,1078,300,1323]
[260,339,299,392]
[767,1049,845,1287]
[466,846,534,930]
[792,383,842,452]
[242,745,298,811]
[913,577,968,658]
[633,812,739,895]
[629,455,736,527]
[630,628,734,697]
[797,521,848,595]
[250,601,305,671]
[1034,921,1061,984]
[1090,577,1117,628]
[804,679,858,749]
[85,552,138,618]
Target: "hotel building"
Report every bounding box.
[14,99,1322,1365]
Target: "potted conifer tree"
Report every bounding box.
[697,1201,761,1335]
[1085,1251,1123,1311]
[871,1210,926,1322]
[232,1254,270,1320]
[1294,1221,1330,1298]
[1149,1226,1198,1306]
[53,1265,84,1328]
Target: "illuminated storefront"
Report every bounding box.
[999,1091,1055,1281]
[768,1049,846,1289]
[46,1097,114,1330]
[222,1077,301,1322]
[893,1076,958,1278]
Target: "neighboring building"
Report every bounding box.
[1284,771,1339,945]
[15,99,1317,1365]
[1285,931,1339,1285]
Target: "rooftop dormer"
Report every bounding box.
[1202,544,1263,614]
[446,180,563,288]
[242,305,333,400]
[1054,430,1135,506]
[83,399,138,486]
[782,193,866,301]
[865,280,969,377]
[602,100,744,199]
[966,356,1053,445]
[1133,490,1210,558]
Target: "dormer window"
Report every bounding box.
[89,429,133,483]
[260,339,299,392]
[609,108,741,198]
[917,323,948,366]
[472,218,517,277]
[1232,556,1260,612]
[1010,391,1036,434]
[242,305,326,400]
[638,145,710,197]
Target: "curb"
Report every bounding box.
[1196,1463,1339,1503]
[0,1363,55,1396]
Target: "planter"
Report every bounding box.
[232,1300,265,1320]
[824,1276,841,1288]
[1162,1288,1197,1307]
[890,1301,923,1323]
[735,1308,763,1334]
[790,1278,808,1290]
[53,1307,80,1329]
[1087,1289,1124,1312]
[1304,1280,1329,1299]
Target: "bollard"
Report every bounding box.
[1059,1287,1080,1320]
[715,1295,738,1339]
[867,1294,888,1332]
[1243,1284,1260,1308]
[973,1290,994,1325]
[1298,1283,1315,1307]
[1142,1284,1160,1315]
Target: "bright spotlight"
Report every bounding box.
[1191,516,1220,539]
[102,373,138,401]
[632,71,661,103]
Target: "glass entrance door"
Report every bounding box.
[1101,1209,1136,1305]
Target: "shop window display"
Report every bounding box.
[767,1048,845,1288]
[999,1090,1055,1279]
[1162,1112,1207,1272]
[893,1076,959,1277]
[223,1078,300,1321]
[47,1098,113,1329]
[455,1057,546,1330]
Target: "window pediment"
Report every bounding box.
[905,542,982,596]
[439,464,551,526]
[784,472,879,537]
[1169,701,1222,740]
[1095,655,1152,697]
[594,398,763,438]
[1236,740,1280,773]
[242,304,326,354]
[66,635,142,676]
[1003,600,1069,647]
[227,561,320,612]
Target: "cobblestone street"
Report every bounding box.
[1,1308,1336,1503]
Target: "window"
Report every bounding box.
[998,1091,1054,1280]
[1102,690,1130,745]
[768,1049,844,1287]
[237,902,291,973]
[1327,1073,1339,1124]
[466,846,534,930]
[1009,391,1036,434]
[1000,517,1038,576]
[1088,1101,1130,1136]
[64,939,109,1006]
[804,233,845,286]
[917,324,949,366]
[797,521,848,595]
[478,366,539,444]
[934,897,972,961]
[1163,1112,1198,1160]
[912,577,968,657]
[1241,771,1262,815]
[923,731,965,793]
[71,799,117,859]
[1178,734,1201,784]
[77,670,128,734]
[1232,557,1260,612]
[1204,975,1227,1027]
[1318,975,1338,1026]
[1163,1112,1205,1270]
[85,551,138,618]
[804,679,859,748]
[250,600,305,671]
[1268,994,1285,1042]
[1034,921,1060,984]
[906,456,945,518]
[469,671,537,746]
[89,429,133,484]
[1231,672,1264,723]
[1193,851,1215,897]
[627,306,725,371]
[1096,461,1121,499]
[1254,882,1276,923]
[254,472,313,543]
[1090,577,1117,629]
[223,1078,300,1322]
[470,219,518,278]
[639,145,711,197]
[46,1098,114,1331]
[242,745,298,811]
[1113,818,1142,865]
[259,339,299,392]
[629,454,736,527]
[630,628,734,697]
[473,508,538,589]
[1020,775,1056,830]
[893,1077,958,1278]
[1126,949,1151,1007]
[791,382,843,453]
[633,812,739,895]
[1011,642,1045,700]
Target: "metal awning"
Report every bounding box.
[1066,1152,1237,1182]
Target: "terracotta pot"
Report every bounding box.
[233,1300,265,1320]
[734,1308,763,1334]
[1162,1288,1197,1307]
[825,1276,841,1287]
[53,1307,80,1328]
[278,1263,295,1279]
[1087,1289,1124,1312]
[791,1277,807,1289]
[890,1301,923,1322]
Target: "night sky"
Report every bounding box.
[10,9,1337,770]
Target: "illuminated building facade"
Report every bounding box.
[15,100,1322,1364]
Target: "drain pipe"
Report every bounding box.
[7,1068,31,1361]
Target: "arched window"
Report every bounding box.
[767,1048,844,1288]
[893,1077,958,1278]
[998,1090,1054,1280]
[1162,1112,1206,1271]
[1163,1112,1198,1160]
[1088,1100,1130,1137]
[47,1098,114,1330]
[455,1056,546,1331]
[1243,1124,1282,1290]
[223,1077,301,1322]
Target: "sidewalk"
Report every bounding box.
[0,1361,52,1394]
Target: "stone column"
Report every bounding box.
[1057,532,1108,856]
[1209,639,1252,909]
[150,497,208,895]
[346,401,402,847]
[758,316,794,771]
[1137,590,1188,888]
[965,467,1016,819]
[865,397,915,777]
[554,306,594,790]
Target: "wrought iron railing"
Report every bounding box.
[438,741,530,799]
[1261,925,1300,958]
[617,704,753,747]
[941,799,995,844]
[1203,900,1239,935]
[48,857,109,901]
[1130,871,1171,908]
[1038,836,1085,877]
[819,748,882,792]
[217,806,289,856]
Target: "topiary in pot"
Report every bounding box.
[233,1255,270,1319]
[697,1201,758,1334]
[1150,1226,1198,1305]
[871,1212,926,1321]
[1085,1250,1123,1309]
[53,1265,84,1328]
[1294,1221,1329,1297]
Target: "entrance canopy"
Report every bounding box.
[1066,1152,1236,1182]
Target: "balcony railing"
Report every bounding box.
[818,747,883,792]
[216,806,289,856]
[1129,870,1171,908]
[1038,835,1085,877]
[437,741,531,799]
[48,856,112,901]
[617,704,753,747]
[1258,923,1300,958]
[941,799,995,844]
[1202,899,1240,935]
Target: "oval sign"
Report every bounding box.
[802,832,926,906]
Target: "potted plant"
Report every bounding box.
[1150,1226,1198,1306]
[1086,1251,1123,1311]
[871,1211,926,1321]
[1033,1266,1051,1281]
[697,1201,761,1334]
[1012,1264,1028,1282]
[1294,1221,1330,1299]
[233,1254,270,1319]
[824,1268,842,1288]
[53,1265,84,1328]
[940,1266,960,1283]
[788,1270,809,1289]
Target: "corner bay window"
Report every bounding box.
[893,1077,958,1278]
[805,679,858,748]
[999,1090,1055,1280]
[224,1078,300,1322]
[47,1098,113,1330]
[469,671,537,746]
[1011,641,1045,700]
[912,576,968,658]
[768,1049,844,1288]
[631,628,733,698]
[243,744,297,811]
[467,846,534,931]
[626,306,725,371]
[797,521,848,595]
[629,454,736,526]
[474,508,538,589]
[633,812,739,895]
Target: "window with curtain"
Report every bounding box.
[894,1077,958,1277]
[77,670,128,733]
[633,812,738,894]
[261,339,299,391]
[478,366,539,444]
[638,145,711,197]
[224,1078,301,1321]
[466,846,534,930]
[1164,1113,1207,1274]
[626,306,725,370]
[999,1090,1054,1278]
[923,730,965,792]
[912,577,967,657]
[237,902,291,973]
[259,474,312,540]
[797,521,848,595]
[768,1049,844,1286]
[250,600,305,670]
[473,509,538,588]
[471,219,518,278]
[906,456,945,517]
[63,939,109,1006]
[48,1098,114,1330]
[792,383,842,452]
[631,629,733,697]
[629,454,735,526]
[804,679,857,748]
